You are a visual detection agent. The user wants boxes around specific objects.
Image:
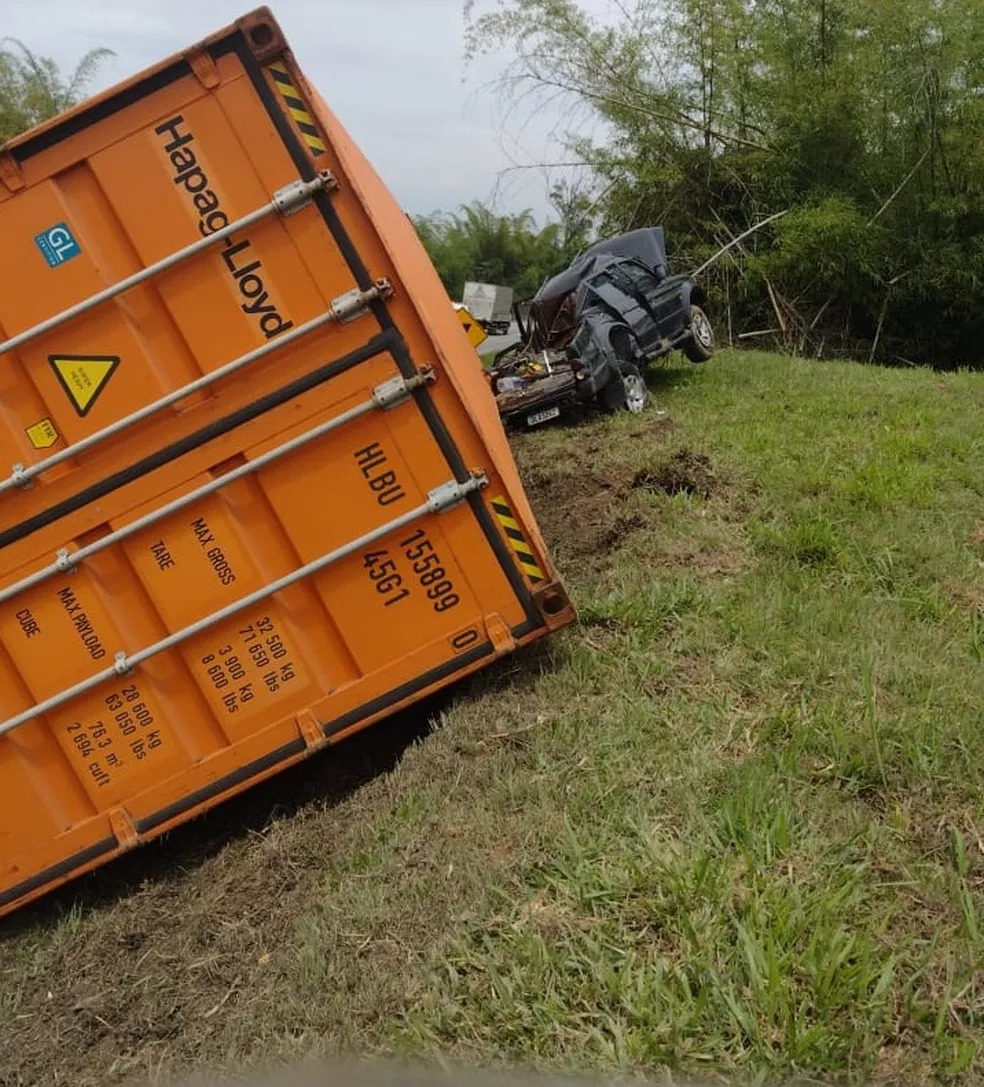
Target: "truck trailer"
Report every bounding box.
[462,282,514,336]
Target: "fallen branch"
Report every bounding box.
[765,278,788,335]
[691,210,789,277]
[868,149,930,226]
[869,296,889,363]
[808,296,835,331]
[725,273,734,347]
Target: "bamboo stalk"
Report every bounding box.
[869,296,890,363]
[738,328,779,340]
[691,210,789,277]
[765,278,787,335]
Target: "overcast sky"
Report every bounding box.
[6,0,611,223]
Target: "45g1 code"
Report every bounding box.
[362,549,411,607]
[361,531,461,613]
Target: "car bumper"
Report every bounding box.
[495,373,585,428]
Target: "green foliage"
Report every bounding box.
[0,39,113,143]
[466,0,984,368]
[753,198,889,328]
[413,195,592,301]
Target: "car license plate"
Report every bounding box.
[527,406,561,427]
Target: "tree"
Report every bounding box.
[0,40,114,143]
[465,0,984,368]
[413,200,588,300]
[549,179,595,262]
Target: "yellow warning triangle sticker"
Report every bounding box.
[48,354,120,417]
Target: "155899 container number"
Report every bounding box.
[363,528,460,613]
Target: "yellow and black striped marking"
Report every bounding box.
[267,61,327,156]
[491,495,544,584]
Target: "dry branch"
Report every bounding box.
[691,209,789,277]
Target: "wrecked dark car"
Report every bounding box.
[487,228,714,429]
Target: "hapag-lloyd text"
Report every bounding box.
[155,115,293,341]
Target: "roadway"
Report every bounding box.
[480,323,521,358]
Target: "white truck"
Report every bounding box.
[462,281,514,336]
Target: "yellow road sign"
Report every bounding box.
[49,354,120,417]
[455,305,488,349]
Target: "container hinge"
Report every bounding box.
[295,709,327,750]
[187,48,220,89]
[273,172,336,217]
[108,807,139,850]
[0,153,25,194]
[372,368,435,411]
[428,474,487,514]
[483,612,516,656]
[331,278,391,323]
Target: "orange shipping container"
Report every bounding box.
[0,8,574,918]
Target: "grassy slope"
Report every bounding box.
[2,350,983,1086]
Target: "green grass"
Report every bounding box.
[2,349,984,1085]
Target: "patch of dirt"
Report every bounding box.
[871,1044,937,1086]
[514,459,640,566]
[579,615,626,653]
[628,415,678,440]
[948,579,984,614]
[513,433,732,577]
[632,448,718,499]
[599,512,649,550]
[655,538,747,576]
[519,893,579,937]
[902,802,984,889]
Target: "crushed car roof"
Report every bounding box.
[533,227,668,304]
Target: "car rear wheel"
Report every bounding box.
[685,304,714,363]
[601,365,648,414]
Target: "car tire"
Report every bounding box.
[685,304,714,363]
[601,364,648,415]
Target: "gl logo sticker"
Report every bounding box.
[35,222,81,267]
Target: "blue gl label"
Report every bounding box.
[35,222,81,267]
